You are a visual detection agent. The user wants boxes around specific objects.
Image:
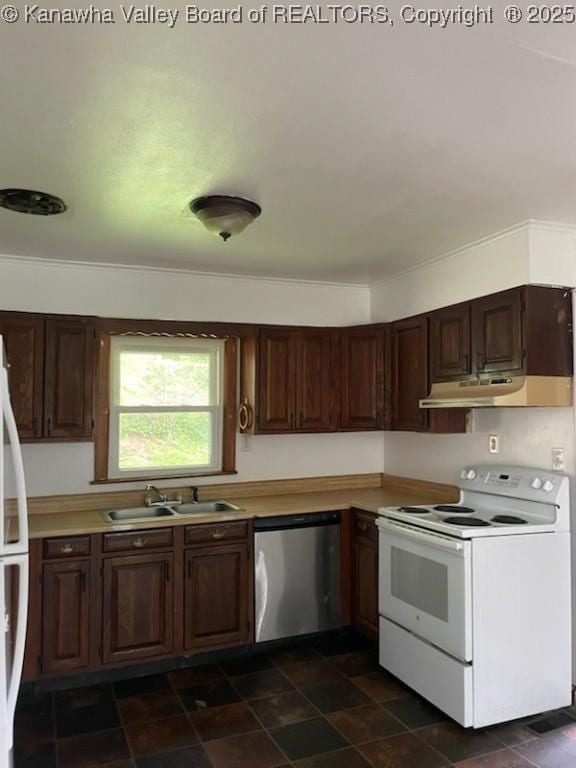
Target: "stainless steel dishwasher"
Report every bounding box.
[254,511,342,643]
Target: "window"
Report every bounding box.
[107,337,225,479]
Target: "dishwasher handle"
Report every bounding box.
[254,511,341,531]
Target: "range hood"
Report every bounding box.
[420,376,572,409]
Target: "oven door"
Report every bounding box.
[377,518,472,662]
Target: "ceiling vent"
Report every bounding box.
[0,188,67,215]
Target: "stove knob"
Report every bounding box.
[543,480,554,492]
[460,470,468,480]
[466,469,477,480]
[531,478,543,490]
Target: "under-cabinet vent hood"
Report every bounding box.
[420,376,572,409]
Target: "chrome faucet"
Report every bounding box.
[145,484,168,507]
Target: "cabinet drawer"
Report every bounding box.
[353,512,377,542]
[44,536,91,559]
[103,528,173,553]
[185,521,249,546]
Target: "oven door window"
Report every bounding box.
[378,529,472,662]
[391,547,448,622]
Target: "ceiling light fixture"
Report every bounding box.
[0,188,67,215]
[190,195,261,241]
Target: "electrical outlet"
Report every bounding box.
[552,447,565,472]
[489,435,499,454]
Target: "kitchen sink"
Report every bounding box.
[102,500,240,523]
[103,506,175,523]
[171,501,240,515]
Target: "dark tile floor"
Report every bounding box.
[14,634,576,768]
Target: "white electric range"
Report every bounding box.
[376,465,572,728]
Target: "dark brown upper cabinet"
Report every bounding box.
[44,318,96,439]
[430,303,471,381]
[242,327,337,433]
[257,328,297,432]
[391,317,429,432]
[428,286,572,382]
[299,329,334,431]
[0,314,44,438]
[339,326,386,431]
[0,312,96,441]
[471,288,523,375]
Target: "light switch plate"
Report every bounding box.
[552,447,565,472]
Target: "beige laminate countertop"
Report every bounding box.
[27,486,457,539]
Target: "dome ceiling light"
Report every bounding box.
[0,188,67,215]
[190,195,261,241]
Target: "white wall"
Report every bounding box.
[371,221,576,486]
[0,254,380,497]
[15,432,386,497]
[370,223,531,323]
[0,254,370,327]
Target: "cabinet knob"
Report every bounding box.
[358,521,369,532]
[60,543,73,554]
[133,538,146,548]
[211,531,225,540]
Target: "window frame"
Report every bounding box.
[93,332,238,484]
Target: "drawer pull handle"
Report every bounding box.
[60,543,74,554]
[211,531,225,540]
[133,538,146,548]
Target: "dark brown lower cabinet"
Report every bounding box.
[351,511,379,640]
[41,560,90,674]
[102,553,174,664]
[184,543,251,651]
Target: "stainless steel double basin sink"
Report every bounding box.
[101,501,240,524]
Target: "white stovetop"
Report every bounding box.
[377,500,559,539]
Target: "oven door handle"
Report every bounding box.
[376,519,467,553]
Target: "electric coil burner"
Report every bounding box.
[443,517,491,527]
[434,505,475,514]
[399,507,430,514]
[492,515,526,525]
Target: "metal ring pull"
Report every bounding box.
[238,399,253,430]
[133,538,146,548]
[60,543,73,554]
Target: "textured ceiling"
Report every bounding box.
[2,5,576,282]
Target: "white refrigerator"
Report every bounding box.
[0,338,29,768]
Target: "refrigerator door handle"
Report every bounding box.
[1,368,28,554]
[5,553,28,744]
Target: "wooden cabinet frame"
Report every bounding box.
[0,311,96,442]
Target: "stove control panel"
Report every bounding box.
[459,465,567,504]
[484,471,521,488]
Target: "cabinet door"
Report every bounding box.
[0,314,44,438]
[44,318,95,438]
[391,317,428,432]
[352,517,378,640]
[42,561,90,674]
[340,328,384,430]
[297,330,334,431]
[471,288,523,375]
[102,553,174,664]
[184,544,250,652]
[430,304,471,381]
[257,329,297,432]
